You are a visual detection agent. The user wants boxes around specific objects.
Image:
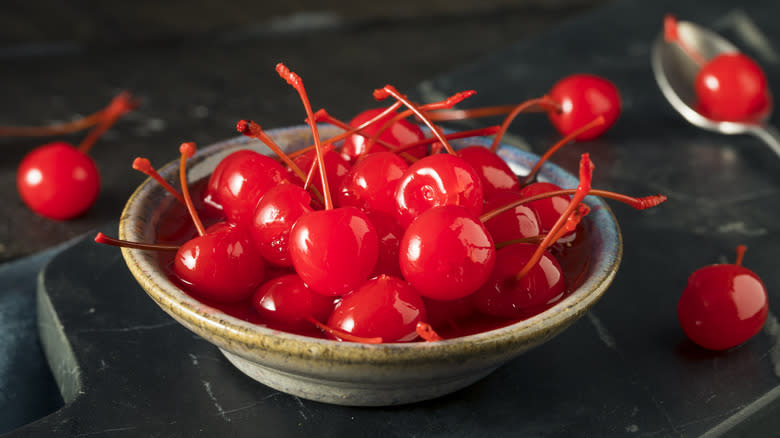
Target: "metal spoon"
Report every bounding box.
[651,19,780,157]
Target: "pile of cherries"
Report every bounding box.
[96,63,667,344]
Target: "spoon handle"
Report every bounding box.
[749,125,780,158]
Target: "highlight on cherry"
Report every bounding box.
[96,63,666,344]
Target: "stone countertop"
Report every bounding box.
[3,0,780,436]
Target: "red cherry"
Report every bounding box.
[394,153,484,228]
[518,182,571,234]
[327,275,427,342]
[457,145,520,197]
[663,15,771,123]
[252,274,334,329]
[547,74,621,141]
[174,223,266,303]
[677,246,769,351]
[695,53,771,122]
[17,141,100,220]
[207,149,289,226]
[289,206,379,296]
[365,211,405,278]
[472,243,566,319]
[399,205,495,301]
[250,182,313,267]
[340,108,426,162]
[482,189,541,244]
[291,148,351,189]
[14,92,136,220]
[336,151,409,216]
[423,295,474,333]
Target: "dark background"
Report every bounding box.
[0,0,612,263]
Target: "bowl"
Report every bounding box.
[118,124,622,406]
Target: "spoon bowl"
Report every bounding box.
[651,19,780,156]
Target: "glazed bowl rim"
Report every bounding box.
[119,124,622,364]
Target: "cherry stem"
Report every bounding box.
[0,91,138,138]
[516,154,594,280]
[132,157,186,205]
[479,189,666,223]
[77,91,138,154]
[94,232,180,252]
[289,103,405,159]
[362,90,476,157]
[395,126,501,153]
[306,317,383,344]
[236,120,325,206]
[735,244,747,266]
[416,322,443,342]
[276,63,333,210]
[664,14,708,67]
[425,101,561,122]
[490,96,561,152]
[302,142,337,190]
[374,85,456,155]
[495,236,546,250]
[178,142,206,236]
[521,115,605,186]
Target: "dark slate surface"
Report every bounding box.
[2,0,780,436]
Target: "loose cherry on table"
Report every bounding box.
[546,74,621,141]
[677,245,769,351]
[664,14,771,122]
[15,92,138,220]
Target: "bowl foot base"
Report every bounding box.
[220,349,496,406]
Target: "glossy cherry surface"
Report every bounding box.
[327,275,427,342]
[547,74,621,141]
[336,151,408,217]
[252,274,334,329]
[482,189,541,244]
[472,242,566,319]
[457,145,520,197]
[291,148,351,189]
[251,182,313,267]
[399,205,495,301]
[677,254,768,351]
[394,153,484,228]
[289,206,379,296]
[366,211,405,278]
[174,223,265,303]
[206,149,289,226]
[17,141,100,220]
[695,53,771,122]
[340,108,426,162]
[518,182,572,235]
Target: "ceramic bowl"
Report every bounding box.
[119,125,622,406]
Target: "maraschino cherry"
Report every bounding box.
[278,63,379,296]
[252,274,334,330]
[328,275,427,342]
[399,204,495,301]
[664,14,771,122]
[172,143,265,303]
[677,245,769,351]
[16,92,137,220]
[547,74,621,141]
